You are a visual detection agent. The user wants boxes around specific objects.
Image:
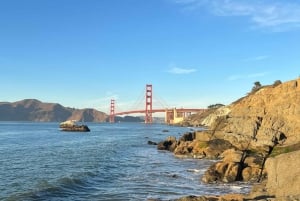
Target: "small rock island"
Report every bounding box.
[59,120,90,132]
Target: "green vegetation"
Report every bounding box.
[269,142,300,157]
[197,141,208,149]
[207,103,225,109]
[251,81,262,93]
[232,79,283,105]
[272,80,282,87]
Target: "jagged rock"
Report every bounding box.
[162,78,300,200]
[222,79,300,148]
[220,149,243,163]
[174,141,193,156]
[202,147,267,183]
[174,195,218,201]
[148,140,158,145]
[173,138,235,159]
[175,194,244,201]
[179,132,195,141]
[202,161,241,183]
[201,106,231,127]
[157,136,177,152]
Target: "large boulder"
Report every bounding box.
[264,150,300,199]
[202,148,266,183]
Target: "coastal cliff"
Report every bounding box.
[158,78,300,200]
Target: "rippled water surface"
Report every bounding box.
[0,122,250,200]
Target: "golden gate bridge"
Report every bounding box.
[109,84,206,124]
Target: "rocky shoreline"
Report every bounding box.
[153,78,300,201]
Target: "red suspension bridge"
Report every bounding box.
[109,84,206,124]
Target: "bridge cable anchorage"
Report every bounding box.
[145,84,153,124]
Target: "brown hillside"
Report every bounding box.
[69,108,107,122]
[216,78,300,149]
[0,99,108,122]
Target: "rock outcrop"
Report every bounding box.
[264,150,300,199]
[198,78,300,186]
[157,78,300,200]
[220,78,300,149]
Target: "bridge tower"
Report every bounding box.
[110,99,115,123]
[145,84,153,124]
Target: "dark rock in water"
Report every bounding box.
[162,129,169,132]
[148,140,158,145]
[179,132,195,141]
[61,125,90,132]
[157,136,177,152]
[59,120,90,132]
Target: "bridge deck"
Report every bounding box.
[114,108,206,115]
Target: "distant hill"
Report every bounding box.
[115,116,144,123]
[0,99,108,122]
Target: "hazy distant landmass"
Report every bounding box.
[0,99,162,123]
[0,99,108,122]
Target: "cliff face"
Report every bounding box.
[200,78,300,199]
[158,78,300,200]
[201,78,300,151]
[0,99,108,122]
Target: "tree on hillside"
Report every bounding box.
[251,81,262,92]
[208,103,225,109]
[273,80,282,87]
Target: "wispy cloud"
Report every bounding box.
[227,74,244,81]
[248,72,269,78]
[172,0,300,32]
[243,55,270,62]
[168,67,197,74]
[228,72,268,81]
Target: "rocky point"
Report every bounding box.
[157,78,300,201]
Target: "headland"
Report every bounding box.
[156,78,300,201]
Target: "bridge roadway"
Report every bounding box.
[114,108,206,116]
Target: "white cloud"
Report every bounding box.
[172,0,300,31]
[227,74,243,81]
[168,67,197,74]
[248,72,269,78]
[243,55,270,62]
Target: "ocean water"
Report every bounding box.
[0,122,250,201]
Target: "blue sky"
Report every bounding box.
[1,0,300,115]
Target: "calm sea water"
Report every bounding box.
[0,122,250,201]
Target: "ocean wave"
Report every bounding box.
[5,172,97,201]
[187,168,201,173]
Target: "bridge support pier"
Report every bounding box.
[110,99,115,123]
[145,84,153,124]
[164,108,194,124]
